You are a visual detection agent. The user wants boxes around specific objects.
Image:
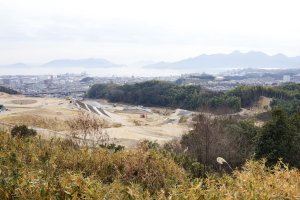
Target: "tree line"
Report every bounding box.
[227,83,300,115]
[226,85,294,108]
[87,80,241,112]
[87,81,300,116]
[0,86,18,94]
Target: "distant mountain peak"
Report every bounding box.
[7,62,30,68]
[273,53,288,58]
[230,50,242,55]
[42,58,125,68]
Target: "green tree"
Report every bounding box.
[87,80,240,112]
[11,125,37,138]
[80,77,94,82]
[0,86,18,94]
[254,107,300,167]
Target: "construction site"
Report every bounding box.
[0,92,272,148]
[0,93,190,148]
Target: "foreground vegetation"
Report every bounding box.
[1,105,300,198]
[2,82,300,198]
[0,131,187,198]
[1,130,300,199]
[1,107,300,198]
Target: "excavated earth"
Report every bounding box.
[0,94,190,148]
[0,93,272,148]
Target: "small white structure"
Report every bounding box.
[215,76,225,81]
[283,75,290,82]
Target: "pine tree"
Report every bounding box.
[254,107,300,167]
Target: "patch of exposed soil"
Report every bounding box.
[0,96,189,148]
[0,92,12,97]
[10,99,37,104]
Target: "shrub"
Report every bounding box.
[179,116,188,123]
[1,130,300,199]
[11,125,37,138]
[0,131,188,198]
[164,159,300,199]
[181,114,259,174]
[112,122,122,128]
[99,143,125,152]
[65,112,109,146]
[132,119,142,126]
[139,139,160,150]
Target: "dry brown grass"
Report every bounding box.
[0,131,188,198]
[133,119,142,126]
[0,114,69,132]
[179,116,188,123]
[152,108,172,116]
[0,92,12,97]
[112,122,122,128]
[1,129,300,199]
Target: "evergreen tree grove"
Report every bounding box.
[254,107,300,167]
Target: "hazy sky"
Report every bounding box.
[1,0,299,65]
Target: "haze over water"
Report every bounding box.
[3,67,224,77]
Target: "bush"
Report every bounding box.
[0,132,188,198]
[180,115,259,174]
[179,116,188,123]
[112,122,122,128]
[11,125,37,138]
[99,143,125,152]
[1,130,300,199]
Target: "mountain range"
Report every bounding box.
[1,62,31,68]
[143,51,300,69]
[1,51,300,70]
[41,58,125,68]
[0,58,125,68]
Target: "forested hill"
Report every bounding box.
[87,81,300,115]
[87,80,241,112]
[225,83,300,115]
[226,85,293,108]
[0,86,18,94]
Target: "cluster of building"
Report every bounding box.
[0,73,180,98]
[1,70,300,97]
[180,73,300,92]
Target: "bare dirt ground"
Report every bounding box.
[0,94,273,148]
[238,96,272,116]
[0,95,189,148]
[0,96,79,132]
[95,102,189,148]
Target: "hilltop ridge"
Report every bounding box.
[143,51,300,70]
